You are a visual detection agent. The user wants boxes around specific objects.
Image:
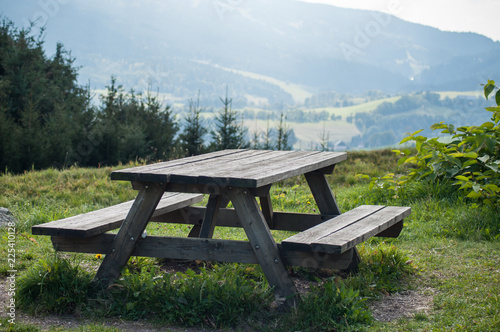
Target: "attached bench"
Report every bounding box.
[281,205,411,271]
[32,192,204,238]
[32,196,409,274]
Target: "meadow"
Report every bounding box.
[0,149,499,331]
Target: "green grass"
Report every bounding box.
[1,150,499,331]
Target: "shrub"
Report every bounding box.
[395,80,500,206]
[359,79,500,207]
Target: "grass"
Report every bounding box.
[1,150,499,331]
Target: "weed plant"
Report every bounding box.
[16,256,93,315]
[283,283,372,331]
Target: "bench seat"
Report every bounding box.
[32,192,203,238]
[281,205,411,255]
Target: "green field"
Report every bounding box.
[1,150,498,331]
[243,118,360,149]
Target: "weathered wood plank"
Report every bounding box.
[51,234,356,270]
[304,171,341,215]
[376,220,403,238]
[114,150,273,186]
[227,187,298,306]
[111,149,248,181]
[312,206,411,254]
[32,192,203,238]
[111,150,347,189]
[93,183,166,284]
[240,152,347,188]
[281,205,385,252]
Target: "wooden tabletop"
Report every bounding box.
[111,149,347,188]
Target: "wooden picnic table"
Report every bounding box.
[34,149,410,307]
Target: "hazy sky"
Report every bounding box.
[301,0,500,41]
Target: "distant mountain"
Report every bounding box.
[2,0,499,106]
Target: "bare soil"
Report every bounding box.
[370,288,434,322]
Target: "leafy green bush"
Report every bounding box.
[359,80,500,207]
[395,80,500,206]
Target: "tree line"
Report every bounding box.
[0,20,292,173]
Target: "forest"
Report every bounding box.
[0,20,295,174]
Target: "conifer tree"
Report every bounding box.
[0,19,92,172]
[179,93,207,156]
[275,112,292,151]
[262,115,273,150]
[211,88,248,150]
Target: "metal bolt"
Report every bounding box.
[274,258,279,264]
[130,237,135,241]
[112,248,116,253]
[255,245,260,250]
[243,190,247,194]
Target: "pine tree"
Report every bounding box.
[318,121,331,151]
[275,112,292,151]
[262,115,273,150]
[142,82,178,161]
[210,88,248,150]
[0,19,93,172]
[179,93,207,156]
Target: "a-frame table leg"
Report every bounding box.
[259,194,274,229]
[188,195,229,238]
[199,194,223,238]
[305,171,361,272]
[228,187,298,307]
[304,171,341,215]
[94,182,166,285]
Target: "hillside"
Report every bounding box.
[1,150,498,330]
[2,0,500,107]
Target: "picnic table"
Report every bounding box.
[33,149,410,306]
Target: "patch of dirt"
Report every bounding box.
[369,288,434,322]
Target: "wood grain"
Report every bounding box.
[52,234,356,270]
[32,192,203,238]
[281,205,411,254]
[93,183,166,284]
[111,150,347,188]
[227,186,298,306]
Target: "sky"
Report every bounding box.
[301,0,500,41]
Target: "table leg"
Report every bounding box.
[305,171,361,271]
[259,194,275,229]
[188,194,229,238]
[228,187,298,307]
[199,194,223,238]
[94,183,165,284]
[304,172,341,215]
